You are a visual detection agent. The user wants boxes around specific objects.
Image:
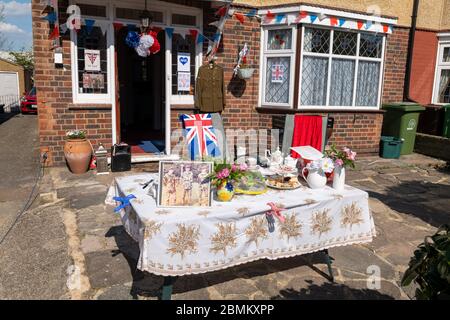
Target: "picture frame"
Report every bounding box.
[157,161,213,208]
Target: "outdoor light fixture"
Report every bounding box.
[140,0,153,29]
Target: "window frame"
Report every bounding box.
[432,37,450,105]
[298,25,385,110]
[259,25,297,108]
[70,1,113,104]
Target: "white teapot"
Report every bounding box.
[302,167,327,189]
[284,155,298,168]
[265,147,283,168]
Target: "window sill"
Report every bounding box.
[256,107,385,114]
[68,104,112,110]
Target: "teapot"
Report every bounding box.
[265,147,283,168]
[302,167,327,189]
[284,155,298,168]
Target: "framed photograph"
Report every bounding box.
[158,161,213,208]
[82,73,104,89]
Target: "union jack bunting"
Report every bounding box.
[181,114,220,160]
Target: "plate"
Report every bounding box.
[266,180,302,190]
[31,104,37,109]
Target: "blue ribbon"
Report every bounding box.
[113,195,136,213]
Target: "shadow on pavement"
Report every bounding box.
[106,225,333,299]
[271,281,395,300]
[0,112,19,125]
[368,179,450,228]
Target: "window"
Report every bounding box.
[171,34,196,96]
[76,3,107,18]
[116,8,163,23]
[71,24,112,103]
[260,25,386,109]
[433,41,450,104]
[172,14,197,26]
[300,27,384,108]
[261,27,296,107]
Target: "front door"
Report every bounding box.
[115,28,166,155]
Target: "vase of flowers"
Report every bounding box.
[64,130,92,174]
[208,162,248,202]
[326,145,357,191]
[301,158,334,189]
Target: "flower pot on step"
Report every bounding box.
[64,138,92,174]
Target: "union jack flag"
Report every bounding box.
[181,114,220,160]
[271,64,285,83]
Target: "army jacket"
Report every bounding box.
[195,63,226,112]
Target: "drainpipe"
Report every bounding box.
[403,0,420,102]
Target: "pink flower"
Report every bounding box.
[335,159,344,167]
[239,163,248,171]
[231,164,239,172]
[343,147,356,161]
[217,168,230,179]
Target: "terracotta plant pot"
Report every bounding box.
[64,138,92,174]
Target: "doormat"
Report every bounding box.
[138,140,165,153]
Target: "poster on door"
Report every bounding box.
[178,72,191,92]
[177,53,191,72]
[271,64,285,83]
[84,49,101,71]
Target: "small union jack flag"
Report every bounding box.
[271,64,284,83]
[181,114,220,160]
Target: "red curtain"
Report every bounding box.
[290,115,323,158]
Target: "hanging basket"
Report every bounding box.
[237,68,255,80]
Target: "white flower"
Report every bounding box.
[320,157,335,174]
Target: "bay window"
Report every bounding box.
[433,39,450,104]
[260,25,386,110]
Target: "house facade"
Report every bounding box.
[31,0,450,165]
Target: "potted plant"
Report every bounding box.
[325,144,356,191]
[401,225,450,300]
[208,161,249,202]
[64,130,93,174]
[236,56,255,80]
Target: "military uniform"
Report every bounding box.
[195,63,226,112]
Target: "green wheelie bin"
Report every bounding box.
[443,104,450,138]
[382,103,425,155]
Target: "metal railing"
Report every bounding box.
[0,95,20,113]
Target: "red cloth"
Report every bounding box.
[290,115,323,158]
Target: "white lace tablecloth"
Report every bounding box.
[111,174,376,276]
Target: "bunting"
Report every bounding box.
[235,12,245,24]
[330,16,338,26]
[113,22,124,31]
[84,19,95,35]
[165,27,174,39]
[49,25,60,39]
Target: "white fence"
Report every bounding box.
[0,95,20,113]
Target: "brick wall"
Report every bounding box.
[33,0,112,165]
[410,30,439,105]
[382,26,410,103]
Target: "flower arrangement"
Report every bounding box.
[306,157,335,174]
[325,144,357,169]
[207,161,249,188]
[66,130,86,140]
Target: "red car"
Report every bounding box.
[20,87,37,114]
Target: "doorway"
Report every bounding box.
[115,28,166,155]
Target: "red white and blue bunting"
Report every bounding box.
[261,10,396,34]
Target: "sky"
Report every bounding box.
[0,0,32,51]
